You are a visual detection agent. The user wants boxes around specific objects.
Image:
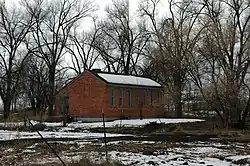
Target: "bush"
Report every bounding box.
[32,123,46,131]
[141,122,184,133]
[142,122,165,132]
[158,123,183,133]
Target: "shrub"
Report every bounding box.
[32,123,46,131]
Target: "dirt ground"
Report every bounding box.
[1,117,250,165]
[1,136,250,166]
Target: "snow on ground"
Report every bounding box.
[108,151,233,166]
[58,141,250,166]
[100,141,249,166]
[0,121,63,128]
[226,155,250,163]
[0,118,204,141]
[0,130,130,141]
[0,121,24,128]
[226,155,250,161]
[1,139,250,165]
[67,118,204,129]
[0,118,204,129]
[65,143,249,166]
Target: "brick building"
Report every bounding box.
[55,70,164,122]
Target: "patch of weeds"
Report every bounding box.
[68,157,124,166]
[217,130,244,138]
[31,123,46,131]
[172,124,183,133]
[89,127,136,134]
[7,113,23,122]
[140,122,165,133]
[209,155,225,161]
[232,158,250,165]
[153,123,183,133]
[82,142,171,154]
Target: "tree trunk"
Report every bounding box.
[175,90,182,117]
[3,99,11,119]
[48,68,56,116]
[173,72,182,117]
[237,95,250,129]
[3,77,12,119]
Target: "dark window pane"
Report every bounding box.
[150,90,154,106]
[119,88,123,107]
[110,87,115,107]
[143,90,147,106]
[136,89,140,105]
[128,89,132,107]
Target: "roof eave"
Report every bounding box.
[106,82,163,89]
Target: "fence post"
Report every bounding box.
[102,109,108,161]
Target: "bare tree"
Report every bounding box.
[93,0,151,75]
[189,0,250,128]
[139,0,206,117]
[66,18,101,75]
[25,0,95,116]
[20,56,49,116]
[0,2,35,119]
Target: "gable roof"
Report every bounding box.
[90,70,162,88]
[56,70,163,96]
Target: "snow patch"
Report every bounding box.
[68,118,204,129]
[226,155,250,161]
[0,130,131,141]
[108,151,234,166]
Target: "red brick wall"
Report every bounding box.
[103,86,164,118]
[67,71,106,117]
[55,71,165,119]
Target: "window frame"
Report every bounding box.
[128,89,132,107]
[119,88,124,107]
[110,87,115,107]
[136,89,140,106]
[143,90,147,106]
[150,89,154,106]
[158,90,161,106]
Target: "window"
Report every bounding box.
[136,89,140,105]
[158,90,161,106]
[150,90,154,106]
[110,87,115,107]
[60,96,68,115]
[119,88,124,107]
[60,96,65,115]
[128,89,132,107]
[143,90,147,106]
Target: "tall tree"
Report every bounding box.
[0,2,35,119]
[189,0,250,128]
[94,0,150,75]
[25,0,95,116]
[66,18,101,76]
[20,56,49,116]
[139,0,206,117]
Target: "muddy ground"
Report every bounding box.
[1,119,250,165]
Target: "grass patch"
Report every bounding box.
[89,122,185,135]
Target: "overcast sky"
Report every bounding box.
[4,0,168,31]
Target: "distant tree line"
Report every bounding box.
[0,0,250,129]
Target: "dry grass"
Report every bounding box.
[68,158,124,166]
[25,159,124,166]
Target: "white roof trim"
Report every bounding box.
[97,73,161,87]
